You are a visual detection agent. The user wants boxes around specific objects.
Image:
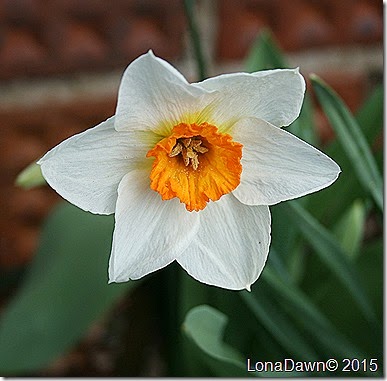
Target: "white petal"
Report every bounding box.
[38,117,159,214]
[177,194,271,290]
[115,50,214,135]
[109,169,200,282]
[196,68,305,129]
[231,118,341,206]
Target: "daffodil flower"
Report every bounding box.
[38,51,340,291]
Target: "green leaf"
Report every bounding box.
[262,268,363,359]
[289,93,318,146]
[333,200,367,259]
[240,290,319,361]
[182,305,245,371]
[265,248,293,284]
[310,239,382,361]
[183,0,207,81]
[270,206,307,283]
[307,85,383,223]
[357,239,383,320]
[355,84,383,143]
[245,29,287,72]
[310,74,383,210]
[0,202,135,374]
[168,269,213,376]
[282,202,377,325]
[15,162,46,189]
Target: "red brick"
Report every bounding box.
[216,0,383,60]
[0,0,185,79]
[8,188,56,227]
[349,1,383,42]
[274,1,334,51]
[217,0,269,60]
[56,22,108,65]
[0,29,46,68]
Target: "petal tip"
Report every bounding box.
[108,273,129,284]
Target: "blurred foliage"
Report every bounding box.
[16,162,45,189]
[0,204,133,374]
[0,30,383,377]
[311,74,383,210]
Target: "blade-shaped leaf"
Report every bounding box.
[182,305,246,375]
[16,162,46,189]
[355,84,383,144]
[282,202,377,326]
[289,93,318,146]
[245,28,287,72]
[334,200,367,259]
[183,304,305,377]
[240,290,319,361]
[0,202,135,374]
[307,85,383,223]
[311,74,383,210]
[262,268,364,359]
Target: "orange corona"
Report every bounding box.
[147,122,243,212]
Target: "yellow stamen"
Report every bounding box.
[168,137,209,170]
[146,122,243,212]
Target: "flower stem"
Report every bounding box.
[183,0,207,81]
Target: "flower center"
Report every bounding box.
[146,122,243,212]
[168,137,209,170]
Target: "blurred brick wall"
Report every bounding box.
[217,0,382,58]
[0,0,382,281]
[0,0,185,80]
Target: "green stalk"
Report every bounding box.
[183,0,207,81]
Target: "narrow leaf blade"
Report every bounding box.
[0,202,134,374]
[16,162,46,189]
[283,202,377,325]
[240,290,319,361]
[245,28,287,72]
[262,268,364,359]
[182,305,244,368]
[334,200,367,259]
[311,74,383,209]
